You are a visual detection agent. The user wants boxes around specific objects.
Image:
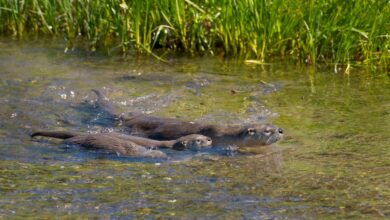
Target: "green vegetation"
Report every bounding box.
[0,0,389,65]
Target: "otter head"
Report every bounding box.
[241,124,283,146]
[173,134,213,151]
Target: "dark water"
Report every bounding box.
[0,38,389,219]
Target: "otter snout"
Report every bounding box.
[243,124,284,146]
[264,126,284,145]
[195,136,213,148]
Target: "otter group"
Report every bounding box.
[31,89,283,159]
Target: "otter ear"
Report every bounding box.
[247,128,256,135]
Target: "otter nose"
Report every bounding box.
[278,128,284,134]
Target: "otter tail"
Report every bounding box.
[31,131,81,139]
[92,89,119,117]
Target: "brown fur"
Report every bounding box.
[93,90,284,147]
[108,132,212,150]
[31,131,167,158]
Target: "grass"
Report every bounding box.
[0,0,389,65]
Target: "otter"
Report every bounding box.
[92,90,284,147]
[107,132,212,151]
[32,131,212,151]
[31,131,167,159]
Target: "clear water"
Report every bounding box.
[0,38,389,219]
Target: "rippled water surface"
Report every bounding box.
[0,39,389,219]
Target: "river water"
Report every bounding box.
[0,38,389,219]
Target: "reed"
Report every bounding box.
[0,0,389,65]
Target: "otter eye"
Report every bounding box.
[196,139,201,143]
[264,130,272,135]
[248,128,256,135]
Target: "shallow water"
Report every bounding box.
[0,38,389,219]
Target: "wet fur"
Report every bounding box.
[106,132,212,150]
[31,131,167,158]
[93,90,284,146]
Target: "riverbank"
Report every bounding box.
[1,0,389,65]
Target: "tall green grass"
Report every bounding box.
[0,0,389,65]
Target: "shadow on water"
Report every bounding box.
[0,38,389,219]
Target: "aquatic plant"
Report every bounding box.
[0,0,389,65]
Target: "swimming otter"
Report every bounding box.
[31,131,167,158]
[92,90,284,147]
[107,132,212,151]
[32,131,212,151]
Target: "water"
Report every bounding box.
[0,38,389,219]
